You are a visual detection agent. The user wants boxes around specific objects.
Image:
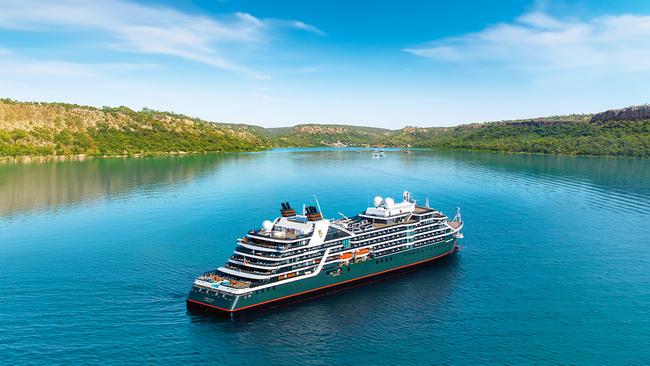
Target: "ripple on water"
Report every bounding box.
[1,150,649,365]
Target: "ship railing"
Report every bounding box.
[226,260,319,277]
[236,245,321,259]
[224,263,276,276]
[231,252,322,267]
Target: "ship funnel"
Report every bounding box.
[280,202,297,217]
[306,205,323,221]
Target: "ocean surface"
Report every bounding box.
[1,148,649,365]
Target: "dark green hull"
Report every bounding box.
[187,235,458,314]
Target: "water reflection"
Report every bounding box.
[0,154,245,218]
[286,149,649,196]
[440,151,650,191]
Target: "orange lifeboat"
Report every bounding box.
[354,248,370,258]
[339,252,353,261]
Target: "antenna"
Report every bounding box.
[425,197,430,208]
[313,194,323,216]
[302,203,307,216]
[453,207,462,222]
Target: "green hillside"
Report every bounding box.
[270,124,393,147]
[0,99,271,157]
[1,98,649,158]
[409,115,650,157]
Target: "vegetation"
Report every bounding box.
[1,98,649,158]
[0,99,271,157]
[408,118,650,157]
[268,124,393,147]
[268,112,650,157]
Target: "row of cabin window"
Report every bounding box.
[375,257,394,264]
[405,242,445,255]
[254,286,277,294]
[373,235,447,258]
[355,227,406,241]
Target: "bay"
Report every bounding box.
[1,149,649,365]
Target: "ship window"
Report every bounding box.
[347,267,350,272]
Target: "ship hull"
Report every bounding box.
[187,236,458,315]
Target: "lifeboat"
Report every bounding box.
[339,252,353,261]
[354,248,370,258]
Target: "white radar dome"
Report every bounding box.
[384,197,395,207]
[373,196,383,207]
[262,220,274,232]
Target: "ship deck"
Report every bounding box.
[372,219,417,229]
[447,221,462,229]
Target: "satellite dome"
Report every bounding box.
[384,197,395,207]
[262,220,274,232]
[373,196,383,207]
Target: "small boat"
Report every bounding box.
[372,149,386,158]
[354,248,370,258]
[340,252,353,261]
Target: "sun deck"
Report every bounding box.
[199,273,252,289]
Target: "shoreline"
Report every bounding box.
[0,151,235,165]
[1,146,646,164]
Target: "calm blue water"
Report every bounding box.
[1,149,649,365]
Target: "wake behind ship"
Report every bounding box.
[187,191,463,314]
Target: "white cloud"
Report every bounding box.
[290,21,327,36]
[404,11,650,73]
[0,0,323,78]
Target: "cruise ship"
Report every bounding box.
[186,191,463,314]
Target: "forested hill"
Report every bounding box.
[0,99,272,157]
[266,107,650,157]
[405,109,650,157]
[1,99,649,158]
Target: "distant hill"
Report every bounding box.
[1,98,649,158]
[269,124,393,147]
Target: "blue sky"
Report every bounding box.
[1,0,650,128]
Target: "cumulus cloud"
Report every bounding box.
[404,11,650,73]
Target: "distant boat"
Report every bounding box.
[372,149,385,158]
